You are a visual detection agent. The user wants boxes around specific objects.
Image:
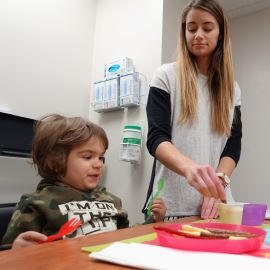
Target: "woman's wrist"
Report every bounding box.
[216,172,231,187]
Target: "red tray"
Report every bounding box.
[154,222,266,254]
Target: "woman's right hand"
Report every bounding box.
[182,162,226,201]
[155,141,226,201]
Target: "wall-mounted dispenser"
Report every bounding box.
[92,57,146,113]
[119,72,140,107]
[104,57,134,79]
[92,77,123,112]
[120,124,142,164]
[92,80,105,111]
[103,77,120,110]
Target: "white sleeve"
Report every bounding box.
[234,81,241,106]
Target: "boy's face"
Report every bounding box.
[61,136,106,192]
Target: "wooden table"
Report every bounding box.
[0,216,198,270]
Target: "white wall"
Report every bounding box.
[230,8,270,205]
[162,0,189,63]
[0,0,97,119]
[0,0,97,203]
[90,0,163,225]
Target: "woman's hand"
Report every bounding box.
[151,198,167,222]
[183,163,226,201]
[155,142,227,201]
[12,231,47,249]
[201,196,221,219]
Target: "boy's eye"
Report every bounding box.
[99,156,105,164]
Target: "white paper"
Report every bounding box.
[90,242,270,270]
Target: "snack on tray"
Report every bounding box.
[180,225,257,240]
[181,225,210,234]
[154,224,258,240]
[204,228,257,238]
[178,229,229,239]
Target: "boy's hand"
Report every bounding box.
[151,198,167,222]
[12,231,47,249]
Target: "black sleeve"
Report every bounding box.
[146,87,172,157]
[220,106,242,165]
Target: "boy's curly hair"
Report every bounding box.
[32,114,108,180]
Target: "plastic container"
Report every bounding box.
[242,204,267,226]
[120,125,142,163]
[218,202,246,224]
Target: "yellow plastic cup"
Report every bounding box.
[218,202,246,224]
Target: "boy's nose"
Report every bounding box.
[92,158,103,168]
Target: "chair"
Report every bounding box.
[0,203,16,245]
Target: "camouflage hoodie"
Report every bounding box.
[1,178,129,247]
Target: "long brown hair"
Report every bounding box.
[178,0,234,135]
[32,114,108,179]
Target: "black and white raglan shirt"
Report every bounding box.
[144,62,242,218]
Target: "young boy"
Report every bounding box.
[1,114,166,249]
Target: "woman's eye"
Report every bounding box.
[99,156,105,164]
[83,156,92,160]
[188,28,197,33]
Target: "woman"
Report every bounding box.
[143,0,242,220]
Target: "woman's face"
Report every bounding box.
[185,8,220,62]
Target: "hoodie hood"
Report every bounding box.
[36,178,63,192]
[36,178,106,194]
